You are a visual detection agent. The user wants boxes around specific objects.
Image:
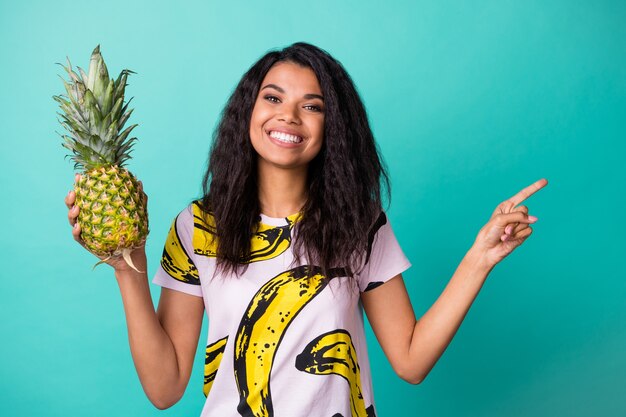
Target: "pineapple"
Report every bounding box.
[53,45,148,270]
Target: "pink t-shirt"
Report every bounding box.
[152,201,411,417]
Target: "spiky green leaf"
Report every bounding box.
[101,78,114,116]
[116,123,138,146]
[55,45,140,170]
[87,45,101,91]
[77,66,88,84]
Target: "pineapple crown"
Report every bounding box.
[53,45,138,170]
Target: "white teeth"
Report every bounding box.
[269,131,303,143]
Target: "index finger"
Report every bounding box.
[507,178,548,207]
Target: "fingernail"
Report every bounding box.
[528,215,538,222]
[73,222,78,228]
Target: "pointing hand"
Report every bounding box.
[472,178,548,268]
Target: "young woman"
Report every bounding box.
[64,42,547,417]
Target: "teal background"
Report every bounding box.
[1,0,624,416]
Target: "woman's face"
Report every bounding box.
[249,61,325,172]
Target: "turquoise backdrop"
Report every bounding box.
[1,0,624,416]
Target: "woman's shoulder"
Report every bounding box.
[168,199,216,233]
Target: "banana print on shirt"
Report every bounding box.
[160,201,300,284]
[160,213,200,285]
[204,336,228,397]
[191,201,300,263]
[296,329,377,417]
[233,265,346,417]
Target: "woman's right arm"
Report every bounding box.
[65,183,204,410]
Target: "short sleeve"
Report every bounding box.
[357,212,412,292]
[152,205,203,297]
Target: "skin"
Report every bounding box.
[249,61,325,217]
[65,61,548,408]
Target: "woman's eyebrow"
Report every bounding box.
[261,83,324,101]
[304,93,324,101]
[261,83,284,93]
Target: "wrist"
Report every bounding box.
[464,245,496,275]
[112,248,148,277]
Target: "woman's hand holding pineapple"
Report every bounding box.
[65,173,148,273]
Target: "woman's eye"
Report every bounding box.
[264,95,280,103]
[305,104,323,112]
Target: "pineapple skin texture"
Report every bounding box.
[75,165,148,257]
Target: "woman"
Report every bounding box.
[65,42,547,417]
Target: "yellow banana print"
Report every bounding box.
[295,329,376,417]
[234,265,346,417]
[160,214,200,285]
[204,336,228,397]
[191,201,218,257]
[244,220,295,263]
[191,201,300,263]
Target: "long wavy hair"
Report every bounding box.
[201,42,390,280]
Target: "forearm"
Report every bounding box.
[407,247,493,383]
[114,258,184,408]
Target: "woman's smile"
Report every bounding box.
[266,129,305,145]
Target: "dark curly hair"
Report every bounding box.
[201,42,390,280]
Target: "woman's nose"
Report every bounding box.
[277,104,301,124]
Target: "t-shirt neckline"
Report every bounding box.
[259,212,302,227]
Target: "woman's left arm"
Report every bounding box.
[361,178,548,384]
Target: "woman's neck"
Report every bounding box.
[257,163,308,218]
